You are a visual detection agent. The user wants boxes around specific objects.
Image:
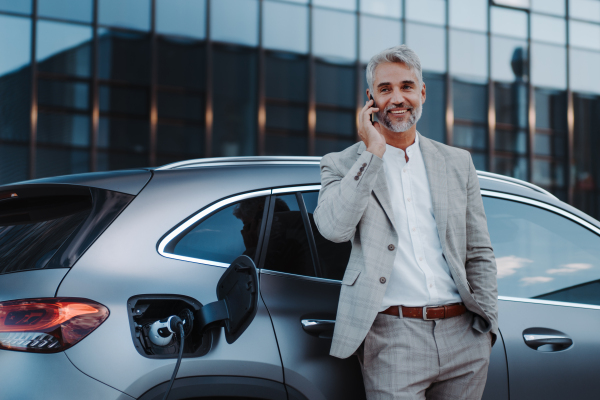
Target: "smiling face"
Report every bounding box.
[368,62,426,134]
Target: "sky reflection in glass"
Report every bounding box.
[491,6,528,39]
[570,0,600,23]
[450,30,488,82]
[569,21,600,50]
[211,0,258,46]
[360,16,401,63]
[531,43,566,89]
[449,0,487,32]
[406,0,445,25]
[360,0,401,19]
[313,8,356,61]
[99,0,150,31]
[492,37,528,83]
[263,1,308,54]
[405,23,446,73]
[36,21,92,77]
[38,0,93,23]
[570,49,600,94]
[531,0,565,16]
[156,0,206,39]
[0,15,30,77]
[0,0,31,14]
[531,14,566,45]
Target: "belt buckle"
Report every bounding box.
[422,306,440,321]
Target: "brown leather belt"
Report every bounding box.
[381,303,467,320]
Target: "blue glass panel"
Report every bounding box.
[37,21,92,77]
[98,29,151,84]
[360,16,402,63]
[0,15,31,78]
[313,8,356,61]
[531,0,565,16]
[569,21,600,50]
[531,43,566,89]
[570,48,600,94]
[263,1,308,54]
[449,0,487,32]
[36,148,89,178]
[38,0,93,23]
[491,6,528,39]
[98,117,149,153]
[0,0,31,14]
[570,0,600,23]
[450,30,488,82]
[156,0,206,39]
[38,80,89,111]
[360,0,401,18]
[405,23,446,73]
[491,37,528,83]
[0,145,28,184]
[211,0,259,46]
[99,0,151,31]
[313,0,356,11]
[531,15,566,45]
[406,0,445,25]
[37,113,90,146]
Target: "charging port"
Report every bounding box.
[127,295,211,359]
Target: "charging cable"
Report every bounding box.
[160,316,185,400]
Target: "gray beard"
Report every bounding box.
[377,102,423,133]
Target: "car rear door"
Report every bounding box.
[483,192,600,400]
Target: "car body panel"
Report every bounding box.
[0,268,68,301]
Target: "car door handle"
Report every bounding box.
[523,328,573,352]
[301,319,335,338]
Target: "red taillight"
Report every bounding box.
[0,298,109,353]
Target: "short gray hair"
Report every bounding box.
[366,45,423,92]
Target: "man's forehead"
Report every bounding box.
[373,62,417,84]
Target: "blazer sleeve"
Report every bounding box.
[465,155,499,337]
[313,150,383,243]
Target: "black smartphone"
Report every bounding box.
[369,95,377,124]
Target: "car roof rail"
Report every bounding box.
[155,156,322,170]
[476,171,557,199]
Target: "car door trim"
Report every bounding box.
[499,296,600,311]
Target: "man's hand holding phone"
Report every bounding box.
[358,96,386,159]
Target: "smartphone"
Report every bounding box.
[369,95,377,124]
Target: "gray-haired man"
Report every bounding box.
[313,45,498,399]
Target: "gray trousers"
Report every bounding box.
[357,311,492,400]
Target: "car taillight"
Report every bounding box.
[0,298,109,353]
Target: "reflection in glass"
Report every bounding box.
[569,48,600,94]
[314,0,355,11]
[99,0,150,31]
[532,159,565,190]
[360,0,401,18]
[0,0,31,14]
[36,148,89,178]
[418,72,445,144]
[360,16,401,64]
[531,0,565,16]
[453,80,487,123]
[496,129,527,154]
[570,0,600,23]
[156,0,206,39]
[315,137,355,156]
[316,109,354,137]
[38,0,93,23]
[491,6,528,39]
[316,62,355,107]
[531,15,566,45]
[98,117,149,153]
[535,89,567,132]
[495,154,527,180]
[405,23,446,73]
[0,145,28,185]
[454,125,487,150]
[37,21,92,77]
[158,38,205,90]
[98,29,151,84]
[405,0,445,25]
[211,0,259,47]
[449,0,487,32]
[38,80,89,111]
[157,124,203,157]
[531,43,567,89]
[450,30,488,81]
[100,85,148,116]
[495,82,527,129]
[569,21,600,50]
[491,37,528,83]
[266,53,308,102]
[313,8,356,61]
[266,104,307,132]
[212,46,257,157]
[158,92,202,122]
[97,151,146,171]
[37,113,90,146]
[263,1,308,54]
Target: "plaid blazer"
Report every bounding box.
[313,132,499,359]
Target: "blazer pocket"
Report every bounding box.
[342,269,361,286]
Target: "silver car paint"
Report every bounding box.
[0,268,68,302]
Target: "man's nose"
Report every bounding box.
[390,88,405,105]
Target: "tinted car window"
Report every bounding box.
[303,191,351,281]
[172,196,267,264]
[484,196,600,305]
[263,194,316,277]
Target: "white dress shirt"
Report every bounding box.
[380,134,462,310]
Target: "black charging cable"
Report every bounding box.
[162,318,185,400]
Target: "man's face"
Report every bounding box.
[369,62,426,133]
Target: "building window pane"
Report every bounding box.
[263,1,308,54]
[0,0,31,14]
[454,80,487,123]
[531,0,565,17]
[313,8,356,61]
[454,125,487,150]
[531,43,566,89]
[491,6,528,39]
[450,30,488,81]
[158,38,205,90]
[36,148,89,178]
[98,29,151,84]
[157,124,203,159]
[531,14,566,45]
[211,0,259,47]
[99,0,150,31]
[37,21,92,78]
[569,21,600,50]
[37,113,90,146]
[406,0,445,26]
[98,117,149,155]
[495,82,528,129]
[0,15,31,144]
[212,45,257,157]
[491,37,528,83]
[156,0,206,39]
[0,144,28,184]
[100,85,148,116]
[360,16,402,64]
[38,0,93,23]
[418,72,445,144]
[570,48,600,94]
[316,62,355,108]
[38,80,89,111]
[405,23,446,73]
[313,0,356,11]
[360,0,402,19]
[570,0,600,23]
[449,0,487,32]
[157,91,203,122]
[315,137,355,156]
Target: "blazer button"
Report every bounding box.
[380,277,386,284]
[357,171,362,176]
[388,244,395,251]
[354,176,359,181]
[360,166,365,171]
[362,163,367,167]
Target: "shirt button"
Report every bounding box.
[380,277,386,284]
[388,244,395,251]
[419,257,423,261]
[412,227,416,232]
[407,197,411,202]
[429,284,433,288]
[403,169,406,173]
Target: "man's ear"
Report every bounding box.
[421,82,426,105]
[366,88,371,99]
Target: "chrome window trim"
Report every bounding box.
[481,190,600,236]
[477,171,557,199]
[273,185,321,194]
[162,161,321,170]
[499,296,600,311]
[157,189,272,265]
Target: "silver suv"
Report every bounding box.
[1,156,600,400]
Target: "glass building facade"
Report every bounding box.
[1,0,600,218]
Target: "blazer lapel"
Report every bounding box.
[357,142,398,233]
[418,133,448,251]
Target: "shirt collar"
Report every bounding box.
[384,134,419,157]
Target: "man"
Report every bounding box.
[313,45,498,400]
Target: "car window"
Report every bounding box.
[484,196,600,305]
[302,191,352,281]
[171,196,268,265]
[262,194,316,277]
